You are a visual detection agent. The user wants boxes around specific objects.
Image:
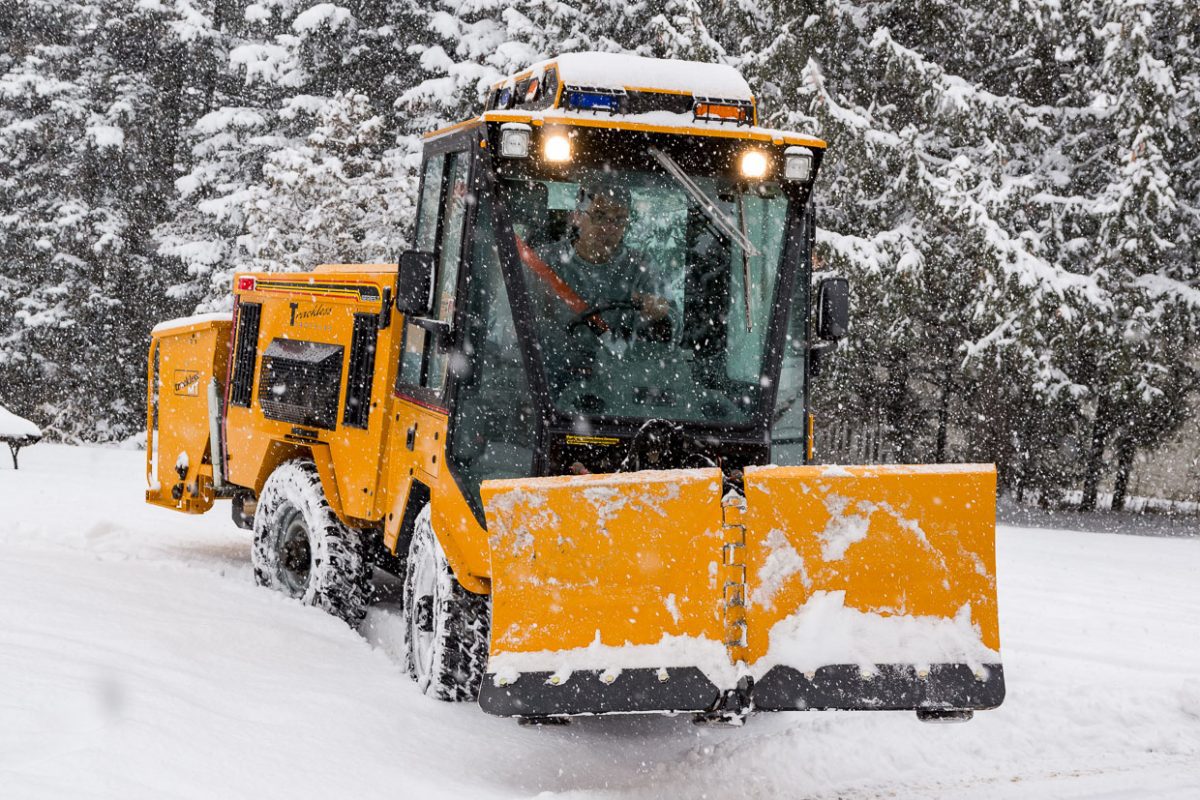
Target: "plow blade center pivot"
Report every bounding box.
[479,464,1004,718]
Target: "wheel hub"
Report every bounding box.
[277,505,312,596]
[408,541,440,684]
[415,595,435,633]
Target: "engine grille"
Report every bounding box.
[229,302,261,408]
[257,338,344,430]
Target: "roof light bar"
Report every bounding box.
[693,96,753,127]
[562,86,626,115]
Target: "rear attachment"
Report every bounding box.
[480,464,1003,718]
[145,315,232,514]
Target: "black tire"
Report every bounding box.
[401,505,490,701]
[252,459,368,627]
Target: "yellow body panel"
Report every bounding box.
[225,268,398,525]
[482,470,727,658]
[739,464,1001,664]
[382,397,491,593]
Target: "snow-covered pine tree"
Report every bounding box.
[746,1,1123,496]
[0,0,195,439]
[158,1,421,307]
[239,90,410,272]
[1068,0,1199,510]
[154,0,303,308]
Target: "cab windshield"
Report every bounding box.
[497,133,793,426]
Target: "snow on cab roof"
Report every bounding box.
[512,52,754,101]
[425,52,825,148]
[420,52,825,148]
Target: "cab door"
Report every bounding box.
[382,146,472,552]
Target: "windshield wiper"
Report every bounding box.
[648,147,760,257]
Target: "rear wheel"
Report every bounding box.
[402,505,490,701]
[252,459,368,627]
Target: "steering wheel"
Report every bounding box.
[566,299,641,337]
[616,418,720,473]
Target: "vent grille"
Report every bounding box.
[343,314,378,429]
[258,339,344,430]
[229,302,261,407]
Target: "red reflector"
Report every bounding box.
[237,276,256,291]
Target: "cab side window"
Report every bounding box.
[425,151,472,391]
[397,150,471,398]
[398,155,446,389]
[771,206,811,465]
[448,185,535,519]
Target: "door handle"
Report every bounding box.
[406,424,417,451]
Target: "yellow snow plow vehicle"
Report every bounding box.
[146,53,1003,721]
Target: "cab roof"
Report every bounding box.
[424,52,826,150]
[497,52,754,102]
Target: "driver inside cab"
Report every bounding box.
[533,181,674,338]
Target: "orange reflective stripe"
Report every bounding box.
[514,235,608,333]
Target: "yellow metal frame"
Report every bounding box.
[426,110,825,150]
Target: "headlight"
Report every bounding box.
[784,146,813,181]
[544,132,572,163]
[499,123,531,158]
[740,150,769,179]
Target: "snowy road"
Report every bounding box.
[2,445,1198,799]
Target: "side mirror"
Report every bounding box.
[816,277,849,341]
[396,250,436,316]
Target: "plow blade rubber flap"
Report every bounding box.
[480,469,733,716]
[740,464,1004,711]
[479,464,1004,717]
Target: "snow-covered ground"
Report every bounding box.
[2,444,1198,799]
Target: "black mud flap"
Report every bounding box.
[478,668,722,717]
[751,663,1005,712]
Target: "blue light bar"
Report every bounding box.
[563,88,623,114]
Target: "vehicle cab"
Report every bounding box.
[394,52,833,525]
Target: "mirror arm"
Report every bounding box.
[407,316,451,337]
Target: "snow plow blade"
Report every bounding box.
[479,464,1003,718]
[738,464,1004,712]
[480,469,732,716]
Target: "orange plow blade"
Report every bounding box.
[478,465,1004,718]
[739,464,1004,712]
[480,469,735,715]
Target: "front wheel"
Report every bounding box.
[252,459,368,627]
[401,505,490,701]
